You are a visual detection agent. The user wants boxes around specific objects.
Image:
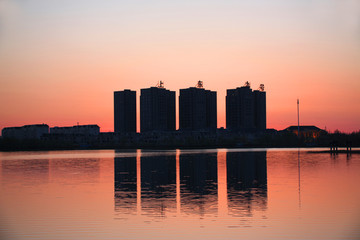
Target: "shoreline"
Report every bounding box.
[1,145,359,153]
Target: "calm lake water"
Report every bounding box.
[0,149,359,239]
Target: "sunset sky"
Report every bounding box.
[0,0,359,133]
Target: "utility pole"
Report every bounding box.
[297,99,300,137]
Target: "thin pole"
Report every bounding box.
[298,149,301,209]
[297,99,300,137]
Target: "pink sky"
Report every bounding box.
[0,0,359,133]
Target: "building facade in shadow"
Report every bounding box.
[114,90,136,133]
[140,86,176,132]
[226,82,266,131]
[179,82,217,131]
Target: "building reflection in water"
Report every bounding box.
[226,151,267,217]
[114,150,137,214]
[140,151,176,217]
[114,150,267,217]
[180,152,218,216]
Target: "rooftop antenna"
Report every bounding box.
[244,81,250,87]
[259,84,265,91]
[297,99,300,137]
[156,80,164,88]
[196,80,203,88]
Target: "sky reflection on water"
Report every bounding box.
[0,149,359,240]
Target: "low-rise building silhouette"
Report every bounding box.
[50,124,100,135]
[283,125,326,138]
[2,124,49,139]
[114,90,136,133]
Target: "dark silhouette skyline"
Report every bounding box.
[114,81,265,134]
[140,87,176,132]
[226,83,266,131]
[114,90,136,133]
[179,84,217,131]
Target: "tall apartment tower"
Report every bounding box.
[226,82,266,131]
[114,90,136,133]
[140,82,176,132]
[179,81,217,131]
[253,85,266,130]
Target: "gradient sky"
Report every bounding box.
[0,0,359,133]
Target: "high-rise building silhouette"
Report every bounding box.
[179,81,217,131]
[140,83,175,132]
[226,82,266,131]
[114,90,136,133]
[253,87,266,130]
[205,90,217,130]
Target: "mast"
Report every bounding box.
[297,99,300,137]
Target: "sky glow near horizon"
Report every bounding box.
[0,0,359,133]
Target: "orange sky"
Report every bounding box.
[0,0,359,133]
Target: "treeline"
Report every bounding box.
[253,130,360,148]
